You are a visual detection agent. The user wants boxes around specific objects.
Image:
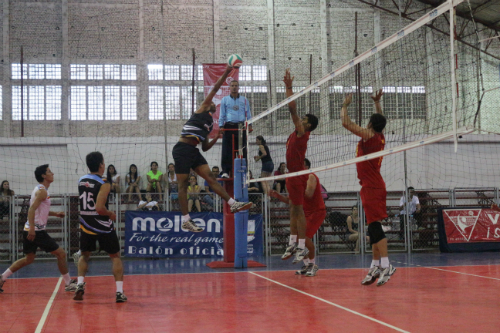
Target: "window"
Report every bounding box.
[12,64,61,80]
[12,86,61,120]
[239,65,267,81]
[70,64,136,80]
[148,65,203,81]
[70,86,137,120]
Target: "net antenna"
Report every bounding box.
[246,0,478,186]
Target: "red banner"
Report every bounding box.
[442,208,500,243]
[202,64,239,137]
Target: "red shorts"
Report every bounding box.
[286,175,308,206]
[305,209,327,239]
[360,187,387,224]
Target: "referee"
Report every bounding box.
[218,80,252,177]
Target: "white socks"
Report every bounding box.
[116,281,123,293]
[298,239,305,249]
[228,198,235,205]
[181,214,190,223]
[77,276,84,284]
[381,257,390,269]
[370,260,380,268]
[62,273,71,285]
[1,268,12,280]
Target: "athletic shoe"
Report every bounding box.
[65,279,78,292]
[230,201,252,213]
[72,252,80,267]
[0,275,5,293]
[221,173,230,178]
[281,243,297,260]
[73,282,86,301]
[116,292,128,303]
[361,266,381,285]
[377,264,396,286]
[306,264,319,277]
[292,247,309,264]
[182,220,203,232]
[295,263,310,275]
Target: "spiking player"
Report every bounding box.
[172,64,252,233]
[74,152,127,303]
[0,165,76,293]
[280,69,319,264]
[271,158,326,276]
[341,89,396,286]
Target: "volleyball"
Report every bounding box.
[228,54,243,68]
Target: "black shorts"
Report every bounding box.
[23,230,60,254]
[172,141,208,174]
[80,229,120,255]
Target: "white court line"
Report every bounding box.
[422,266,500,281]
[249,271,410,333]
[35,277,62,333]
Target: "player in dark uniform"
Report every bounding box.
[172,65,252,232]
[74,151,127,303]
[280,69,319,264]
[341,89,396,286]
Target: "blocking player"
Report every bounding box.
[341,89,396,286]
[0,165,76,293]
[280,69,319,263]
[172,65,252,233]
[74,151,127,303]
[270,158,326,276]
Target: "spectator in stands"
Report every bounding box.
[0,181,14,219]
[146,161,163,201]
[399,186,421,238]
[107,164,121,197]
[188,175,202,213]
[167,163,179,209]
[253,135,273,194]
[203,166,223,209]
[346,205,364,253]
[273,162,287,194]
[125,164,141,202]
[138,192,160,211]
[248,170,263,208]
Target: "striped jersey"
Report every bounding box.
[78,174,114,234]
[24,184,51,231]
[180,112,214,142]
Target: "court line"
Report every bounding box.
[249,271,410,333]
[35,276,62,333]
[422,266,500,281]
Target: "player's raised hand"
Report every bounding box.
[371,89,384,103]
[283,69,294,88]
[343,94,353,108]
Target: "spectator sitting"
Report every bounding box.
[167,163,179,210]
[0,180,14,219]
[399,186,422,238]
[125,164,141,202]
[248,170,263,194]
[253,135,273,194]
[107,164,121,194]
[138,192,160,211]
[346,205,368,253]
[146,161,163,201]
[273,162,287,194]
[203,166,223,210]
[188,175,202,213]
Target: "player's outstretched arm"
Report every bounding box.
[283,69,305,136]
[196,65,233,114]
[202,129,221,152]
[341,94,373,140]
[371,89,384,115]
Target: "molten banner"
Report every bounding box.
[202,64,239,137]
[442,208,500,243]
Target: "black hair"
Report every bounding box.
[305,113,319,132]
[230,80,239,85]
[369,113,387,133]
[86,151,104,173]
[107,164,117,185]
[128,164,138,183]
[277,162,286,174]
[408,186,415,191]
[304,158,311,169]
[212,166,220,171]
[34,164,49,183]
[1,180,13,196]
[150,161,158,170]
[256,135,267,145]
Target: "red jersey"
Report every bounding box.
[356,132,385,188]
[286,131,310,173]
[303,174,326,215]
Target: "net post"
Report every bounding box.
[233,157,248,268]
[450,0,458,152]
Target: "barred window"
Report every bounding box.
[12,86,61,120]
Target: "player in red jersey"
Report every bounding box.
[271,158,326,276]
[280,69,319,264]
[341,89,396,287]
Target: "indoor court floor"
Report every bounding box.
[1,252,499,333]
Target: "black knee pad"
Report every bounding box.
[368,222,386,245]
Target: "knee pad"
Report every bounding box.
[368,222,386,245]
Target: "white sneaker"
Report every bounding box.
[221,173,230,178]
[305,264,319,277]
[377,264,396,286]
[182,220,204,232]
[292,247,309,264]
[230,201,252,213]
[361,266,381,285]
[282,243,297,260]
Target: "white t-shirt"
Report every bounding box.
[24,184,51,231]
[138,200,158,210]
[399,195,420,215]
[112,174,120,183]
